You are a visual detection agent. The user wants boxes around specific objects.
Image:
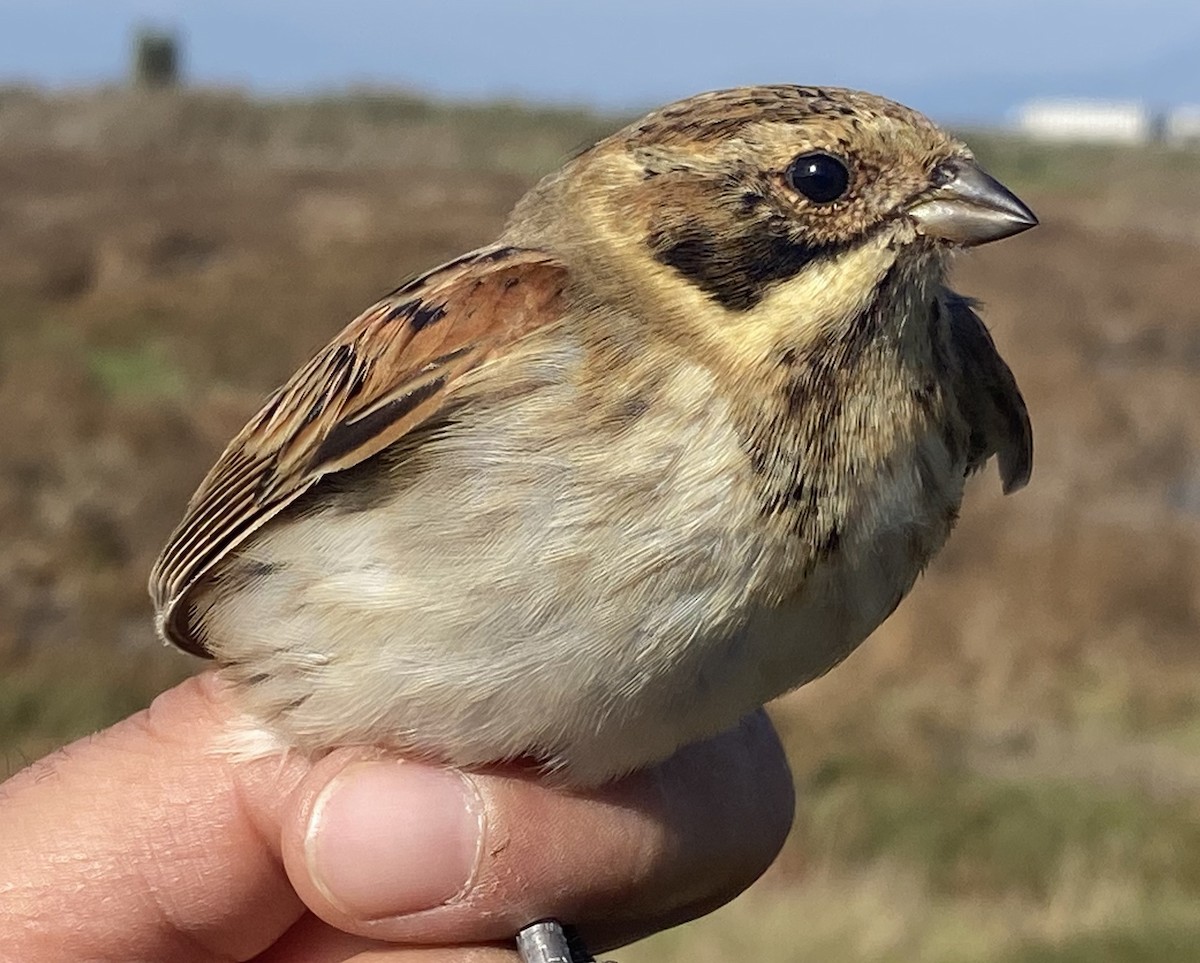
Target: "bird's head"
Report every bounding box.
[505,85,1036,361]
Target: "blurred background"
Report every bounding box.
[2,2,1199,961]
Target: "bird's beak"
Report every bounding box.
[907,158,1038,246]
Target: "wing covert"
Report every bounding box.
[150,246,568,654]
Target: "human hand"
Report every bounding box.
[1,673,794,961]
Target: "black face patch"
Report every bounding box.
[649,225,837,311]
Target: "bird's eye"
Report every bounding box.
[785,152,851,204]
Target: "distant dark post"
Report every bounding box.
[132,28,182,89]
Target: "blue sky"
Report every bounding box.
[2,0,1199,120]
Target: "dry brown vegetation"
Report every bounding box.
[2,88,1199,962]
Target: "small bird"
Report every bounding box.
[150,85,1034,962]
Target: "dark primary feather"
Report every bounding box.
[149,247,568,654]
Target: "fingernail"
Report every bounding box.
[305,761,485,919]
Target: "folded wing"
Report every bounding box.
[945,292,1033,494]
[150,246,569,654]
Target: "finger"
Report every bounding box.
[254,915,515,963]
[0,674,311,962]
[281,709,794,952]
[2,670,793,962]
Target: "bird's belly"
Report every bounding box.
[198,372,959,786]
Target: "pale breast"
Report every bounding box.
[195,353,784,783]
[194,334,963,785]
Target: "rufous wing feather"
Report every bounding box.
[150,246,568,654]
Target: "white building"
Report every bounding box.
[1166,105,1200,145]
[1014,98,1153,145]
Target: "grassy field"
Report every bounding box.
[2,88,1200,961]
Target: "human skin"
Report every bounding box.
[0,672,795,962]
